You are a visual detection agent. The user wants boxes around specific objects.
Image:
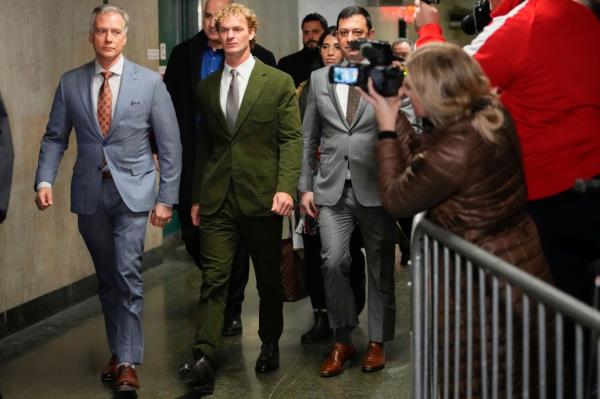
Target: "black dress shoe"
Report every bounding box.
[222,314,242,337]
[301,310,332,344]
[178,354,215,394]
[255,340,279,373]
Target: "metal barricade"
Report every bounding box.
[411,215,600,399]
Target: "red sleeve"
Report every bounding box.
[415,23,445,47]
[463,1,532,91]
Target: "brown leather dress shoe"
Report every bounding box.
[320,343,356,377]
[116,364,140,391]
[100,355,117,382]
[362,341,385,373]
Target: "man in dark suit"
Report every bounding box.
[178,4,302,394]
[163,0,275,337]
[277,12,327,87]
[34,5,181,391]
[0,90,13,224]
[299,6,397,377]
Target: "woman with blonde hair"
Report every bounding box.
[360,42,553,398]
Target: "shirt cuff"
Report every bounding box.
[157,202,173,208]
[37,182,52,191]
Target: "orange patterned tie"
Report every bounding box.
[97,71,113,137]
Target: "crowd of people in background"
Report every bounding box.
[0,0,595,396]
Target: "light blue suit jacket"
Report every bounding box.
[35,58,182,215]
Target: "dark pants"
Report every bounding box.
[193,188,283,360]
[303,227,366,311]
[179,201,251,317]
[224,240,250,318]
[178,201,202,267]
[527,188,600,305]
[527,186,600,393]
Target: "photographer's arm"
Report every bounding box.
[360,79,465,218]
[414,0,446,47]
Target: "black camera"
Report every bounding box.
[328,40,405,97]
[461,0,491,35]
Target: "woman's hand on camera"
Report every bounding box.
[357,78,403,132]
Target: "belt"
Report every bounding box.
[102,170,112,179]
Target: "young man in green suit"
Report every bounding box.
[178,3,303,394]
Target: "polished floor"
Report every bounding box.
[0,245,411,398]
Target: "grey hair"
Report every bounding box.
[392,37,413,48]
[89,5,129,33]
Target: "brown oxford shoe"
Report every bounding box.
[320,342,356,377]
[361,341,385,373]
[100,355,117,382]
[115,364,140,392]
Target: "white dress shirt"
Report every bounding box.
[219,55,256,115]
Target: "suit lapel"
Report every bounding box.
[109,58,137,137]
[232,60,267,135]
[77,62,103,138]
[326,68,348,129]
[207,70,229,133]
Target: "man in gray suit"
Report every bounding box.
[298,6,396,377]
[34,5,181,392]
[0,90,13,224]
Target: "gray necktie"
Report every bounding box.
[226,69,239,130]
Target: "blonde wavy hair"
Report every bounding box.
[215,3,258,48]
[406,42,505,144]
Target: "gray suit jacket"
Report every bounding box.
[298,65,382,207]
[35,58,182,215]
[0,90,14,223]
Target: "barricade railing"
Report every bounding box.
[410,215,600,399]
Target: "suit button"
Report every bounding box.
[103,142,108,147]
[348,130,353,135]
[344,156,348,161]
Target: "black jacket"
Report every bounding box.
[163,30,276,205]
[277,47,318,88]
[0,90,14,223]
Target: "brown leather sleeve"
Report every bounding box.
[376,121,468,218]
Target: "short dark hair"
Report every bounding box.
[336,6,372,31]
[302,13,328,31]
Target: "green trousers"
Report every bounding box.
[193,188,284,360]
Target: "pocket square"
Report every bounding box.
[130,100,141,105]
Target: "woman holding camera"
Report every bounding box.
[360,42,553,398]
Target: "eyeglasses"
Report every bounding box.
[337,29,367,38]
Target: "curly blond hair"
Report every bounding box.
[406,42,505,144]
[215,3,258,48]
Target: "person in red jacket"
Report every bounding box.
[414,0,600,306]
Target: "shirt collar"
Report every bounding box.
[224,55,255,80]
[94,54,124,76]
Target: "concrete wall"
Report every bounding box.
[0,0,162,313]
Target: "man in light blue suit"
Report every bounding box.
[34,5,181,392]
